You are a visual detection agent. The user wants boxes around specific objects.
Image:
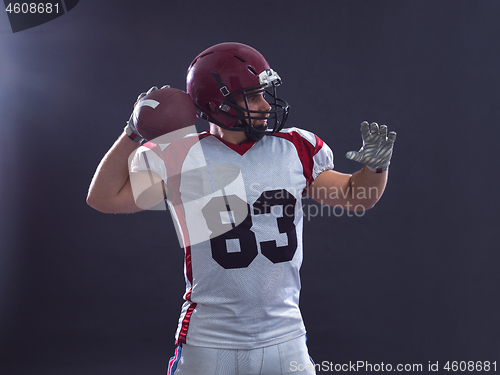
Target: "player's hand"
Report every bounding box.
[124,85,170,143]
[345,121,396,173]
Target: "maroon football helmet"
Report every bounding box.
[186,42,289,141]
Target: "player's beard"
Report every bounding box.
[237,117,268,130]
[253,122,268,130]
[252,115,269,129]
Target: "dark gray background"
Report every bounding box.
[1,1,498,374]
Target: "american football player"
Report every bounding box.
[87,42,396,375]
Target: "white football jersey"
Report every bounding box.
[130,127,334,349]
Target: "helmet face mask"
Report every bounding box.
[186,43,290,141]
[218,79,289,141]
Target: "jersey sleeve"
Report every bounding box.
[277,127,334,184]
[128,142,168,209]
[310,135,334,180]
[129,142,167,181]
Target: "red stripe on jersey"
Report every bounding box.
[214,136,256,155]
[178,302,197,344]
[273,131,322,185]
[313,135,324,155]
[184,246,193,299]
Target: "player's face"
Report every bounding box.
[236,90,271,128]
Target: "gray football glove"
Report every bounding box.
[124,85,169,143]
[346,121,396,173]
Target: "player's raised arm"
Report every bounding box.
[87,85,198,213]
[306,121,396,211]
[86,87,166,214]
[86,133,148,213]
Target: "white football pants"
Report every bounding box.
[168,334,316,375]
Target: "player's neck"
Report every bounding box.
[209,123,250,145]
